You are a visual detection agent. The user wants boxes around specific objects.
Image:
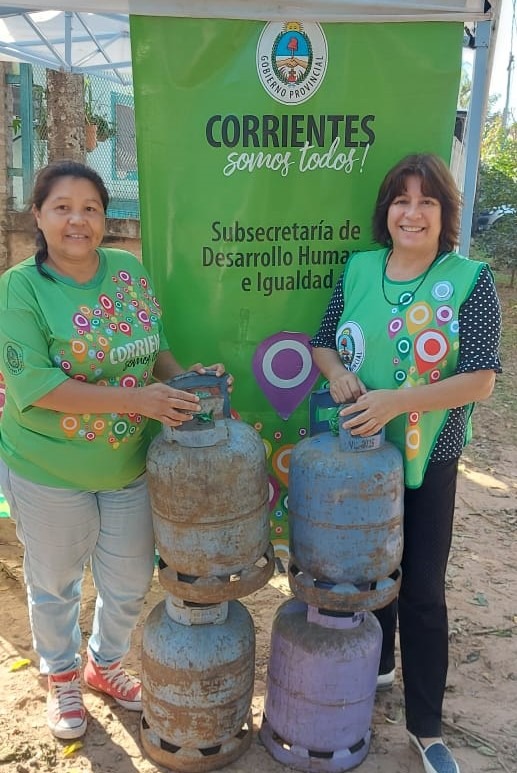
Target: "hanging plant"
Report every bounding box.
[84,77,116,143]
[85,122,98,152]
[33,84,48,140]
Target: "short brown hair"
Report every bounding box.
[372,153,461,254]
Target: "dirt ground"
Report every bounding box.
[1,284,516,773]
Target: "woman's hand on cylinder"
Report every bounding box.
[188,362,234,392]
[340,389,401,436]
[328,370,366,404]
[134,382,201,426]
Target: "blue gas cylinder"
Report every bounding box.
[260,598,382,772]
[288,391,404,612]
[146,372,274,603]
[141,596,254,772]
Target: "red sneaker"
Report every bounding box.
[47,670,87,739]
[84,655,142,711]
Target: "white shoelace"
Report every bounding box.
[101,664,140,696]
[51,679,83,714]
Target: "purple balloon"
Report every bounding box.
[253,331,320,419]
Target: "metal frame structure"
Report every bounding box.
[0,10,131,83]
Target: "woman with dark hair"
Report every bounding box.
[0,161,230,741]
[311,153,501,773]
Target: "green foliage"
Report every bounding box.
[33,84,48,140]
[10,115,21,134]
[473,113,517,285]
[478,115,517,207]
[84,76,116,141]
[475,214,517,286]
[458,67,471,109]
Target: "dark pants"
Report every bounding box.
[374,458,459,738]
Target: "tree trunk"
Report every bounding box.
[46,71,86,162]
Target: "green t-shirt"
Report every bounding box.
[0,248,169,490]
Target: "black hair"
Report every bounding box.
[30,160,109,279]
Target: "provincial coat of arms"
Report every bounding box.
[257,21,328,105]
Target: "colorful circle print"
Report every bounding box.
[436,305,453,325]
[414,330,449,375]
[431,280,453,301]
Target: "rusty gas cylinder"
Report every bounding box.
[288,389,404,612]
[141,596,254,772]
[146,371,274,602]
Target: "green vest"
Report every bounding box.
[337,248,485,487]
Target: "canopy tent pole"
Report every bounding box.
[75,12,128,84]
[22,12,67,68]
[64,11,72,66]
[460,17,492,255]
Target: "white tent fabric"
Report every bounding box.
[0,1,490,22]
[124,1,490,22]
[0,2,491,82]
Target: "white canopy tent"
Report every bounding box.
[0,2,491,83]
[0,1,497,251]
[0,2,490,21]
[0,10,131,83]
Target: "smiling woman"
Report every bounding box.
[310,152,501,773]
[32,176,106,283]
[0,159,230,743]
[385,177,442,263]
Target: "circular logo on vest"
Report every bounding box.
[3,342,24,376]
[336,321,365,373]
[256,21,328,105]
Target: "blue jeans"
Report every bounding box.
[0,460,155,675]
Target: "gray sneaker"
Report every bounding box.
[376,668,395,691]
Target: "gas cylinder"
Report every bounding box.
[141,596,254,772]
[260,598,382,772]
[146,371,274,602]
[288,389,404,612]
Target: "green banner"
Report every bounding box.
[130,17,462,557]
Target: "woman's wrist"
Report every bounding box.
[327,365,348,380]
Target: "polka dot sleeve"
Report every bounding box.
[309,271,344,348]
[431,265,502,462]
[456,266,502,374]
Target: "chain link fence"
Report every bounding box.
[11,64,139,219]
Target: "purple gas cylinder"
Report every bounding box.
[288,389,404,612]
[259,598,382,772]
